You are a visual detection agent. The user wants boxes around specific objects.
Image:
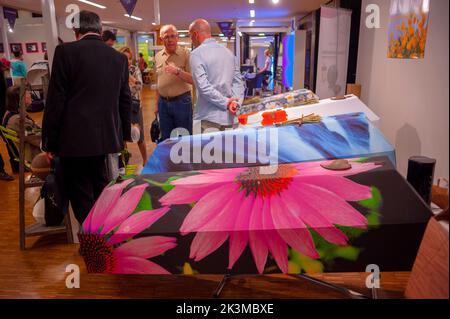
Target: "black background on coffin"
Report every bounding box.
[137,157,432,274]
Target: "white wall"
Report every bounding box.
[7,18,47,69]
[6,15,133,69]
[357,0,449,180]
[293,30,306,90]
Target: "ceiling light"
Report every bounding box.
[152,22,156,25]
[250,10,255,18]
[179,34,186,38]
[219,33,224,37]
[124,14,143,21]
[78,0,106,9]
[249,0,255,3]
[272,0,280,4]
[258,33,265,36]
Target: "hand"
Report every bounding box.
[164,63,179,75]
[45,152,55,162]
[129,75,137,85]
[227,98,239,114]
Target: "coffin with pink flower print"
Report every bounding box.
[79,156,432,275]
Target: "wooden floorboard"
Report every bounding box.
[0,87,409,299]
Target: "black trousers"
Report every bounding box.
[60,155,109,225]
[0,153,5,172]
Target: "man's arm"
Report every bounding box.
[41,45,68,154]
[119,55,132,143]
[164,63,193,85]
[177,68,194,85]
[190,52,228,110]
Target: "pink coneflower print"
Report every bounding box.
[79,179,176,274]
[160,160,379,274]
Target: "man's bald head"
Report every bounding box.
[189,19,211,35]
[189,19,212,48]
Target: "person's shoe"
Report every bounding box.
[0,171,14,181]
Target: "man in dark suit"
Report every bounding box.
[42,10,131,224]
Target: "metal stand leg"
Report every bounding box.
[213,273,232,298]
[290,274,371,299]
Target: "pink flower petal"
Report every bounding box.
[292,182,368,228]
[261,200,289,273]
[293,161,379,178]
[170,168,245,186]
[179,183,237,235]
[113,256,171,274]
[228,195,255,269]
[189,231,229,262]
[159,182,227,206]
[270,196,320,259]
[282,189,348,246]
[196,188,244,232]
[107,207,170,245]
[100,183,149,235]
[249,197,269,274]
[298,175,372,202]
[114,236,177,259]
[84,179,134,233]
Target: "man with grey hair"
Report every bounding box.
[189,19,245,131]
[155,24,193,141]
[42,10,132,224]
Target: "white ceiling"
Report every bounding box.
[0,0,327,32]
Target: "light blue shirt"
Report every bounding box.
[11,59,27,78]
[190,38,245,125]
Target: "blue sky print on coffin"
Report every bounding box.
[143,112,396,174]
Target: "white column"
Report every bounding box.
[41,0,59,71]
[235,28,241,62]
[0,6,11,60]
[154,0,160,25]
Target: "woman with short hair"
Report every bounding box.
[118,46,147,165]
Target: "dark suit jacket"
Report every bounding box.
[42,35,131,157]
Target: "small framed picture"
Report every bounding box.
[26,42,39,53]
[0,44,4,54]
[41,42,47,53]
[10,43,23,54]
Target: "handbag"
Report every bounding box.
[41,157,68,226]
[150,116,161,143]
[131,98,141,124]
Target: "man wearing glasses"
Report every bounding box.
[155,25,194,141]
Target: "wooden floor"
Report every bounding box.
[0,87,410,299]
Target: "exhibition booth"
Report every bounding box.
[0,0,448,301]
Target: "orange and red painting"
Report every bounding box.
[388,0,430,59]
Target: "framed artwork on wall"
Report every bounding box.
[10,43,23,54]
[26,43,39,53]
[387,0,430,59]
[41,42,47,53]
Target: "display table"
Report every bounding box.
[238,95,380,129]
[79,156,431,276]
[143,112,395,174]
